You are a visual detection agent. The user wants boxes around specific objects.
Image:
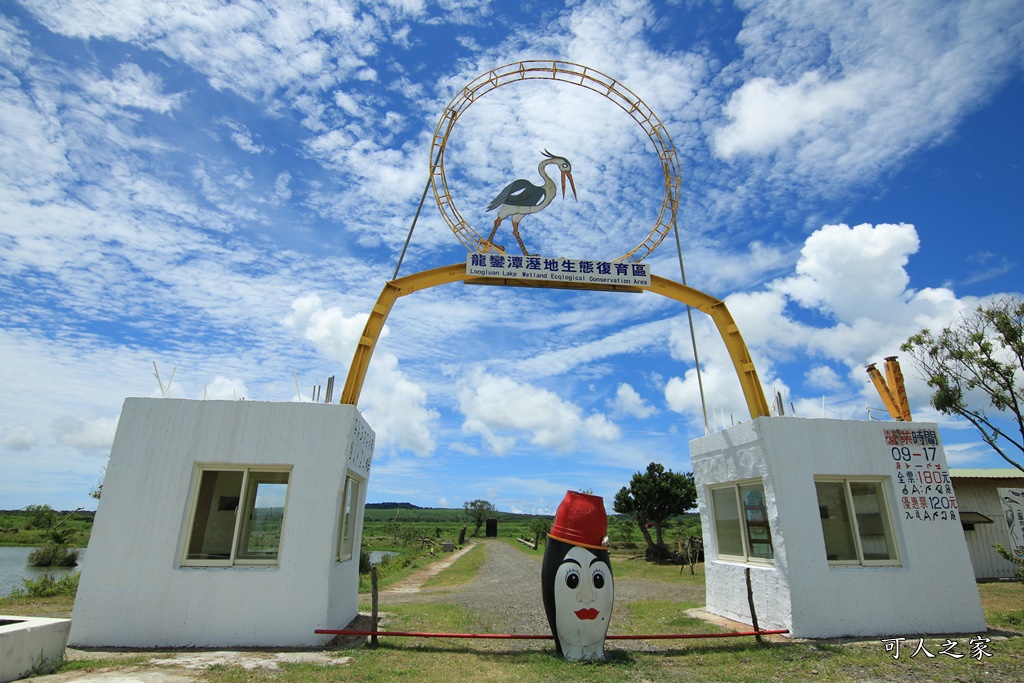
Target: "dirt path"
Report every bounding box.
[381,543,476,593]
[372,538,707,651]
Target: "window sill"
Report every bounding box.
[712,557,776,568]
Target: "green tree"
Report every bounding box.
[24,504,57,530]
[527,517,551,548]
[613,462,697,562]
[463,499,496,536]
[902,297,1024,474]
[610,516,637,547]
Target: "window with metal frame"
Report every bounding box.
[709,480,774,563]
[815,477,900,566]
[182,466,290,567]
[337,474,362,562]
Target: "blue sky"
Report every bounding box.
[1,0,1022,514]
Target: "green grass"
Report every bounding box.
[8,546,1023,682]
[420,543,487,589]
[0,509,94,547]
[496,535,545,558]
[608,551,705,583]
[56,656,154,675]
[359,548,431,592]
[193,631,1024,683]
[614,599,720,635]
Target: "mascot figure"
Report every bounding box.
[541,490,614,661]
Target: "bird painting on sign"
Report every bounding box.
[485,151,577,255]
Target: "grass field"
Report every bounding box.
[5,536,1023,682]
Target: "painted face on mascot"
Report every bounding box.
[541,491,614,661]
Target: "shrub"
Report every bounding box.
[9,572,80,598]
[28,543,79,567]
[993,544,1024,583]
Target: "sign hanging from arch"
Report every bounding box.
[430,60,682,263]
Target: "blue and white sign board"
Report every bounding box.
[467,254,651,287]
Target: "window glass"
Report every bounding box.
[183,467,290,566]
[186,470,244,560]
[710,481,774,563]
[711,486,745,558]
[338,475,360,562]
[741,484,773,560]
[237,472,289,560]
[815,481,858,562]
[815,478,899,566]
[850,481,895,561]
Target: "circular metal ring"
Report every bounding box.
[429,60,681,263]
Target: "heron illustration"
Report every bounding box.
[485,150,577,255]
[1004,496,1019,532]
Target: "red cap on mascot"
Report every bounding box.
[548,491,609,549]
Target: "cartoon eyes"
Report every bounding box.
[564,567,606,590]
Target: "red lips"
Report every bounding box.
[574,608,599,620]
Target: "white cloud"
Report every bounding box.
[774,223,918,323]
[458,367,621,455]
[203,376,250,400]
[283,293,371,363]
[24,1,381,102]
[226,121,265,154]
[715,70,868,158]
[273,172,292,203]
[282,293,438,455]
[3,0,1021,510]
[664,362,752,429]
[716,0,1024,186]
[660,220,1018,427]
[1,425,38,451]
[804,365,843,391]
[53,416,119,452]
[85,63,184,113]
[611,382,656,419]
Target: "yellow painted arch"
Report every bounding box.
[340,264,770,420]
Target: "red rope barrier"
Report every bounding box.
[315,628,789,640]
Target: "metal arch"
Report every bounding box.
[339,265,770,421]
[430,60,682,264]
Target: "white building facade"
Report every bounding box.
[69,398,373,648]
[692,417,986,639]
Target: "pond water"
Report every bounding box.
[0,546,85,598]
[368,550,399,565]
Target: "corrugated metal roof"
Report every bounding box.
[949,468,1024,479]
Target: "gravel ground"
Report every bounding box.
[373,538,706,652]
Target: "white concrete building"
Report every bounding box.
[692,417,986,639]
[69,398,373,648]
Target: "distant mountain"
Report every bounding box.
[364,502,424,510]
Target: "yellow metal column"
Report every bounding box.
[646,276,770,420]
[339,264,471,406]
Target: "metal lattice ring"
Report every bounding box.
[429,60,682,264]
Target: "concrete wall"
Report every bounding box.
[69,398,374,648]
[692,417,985,639]
[0,616,70,682]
